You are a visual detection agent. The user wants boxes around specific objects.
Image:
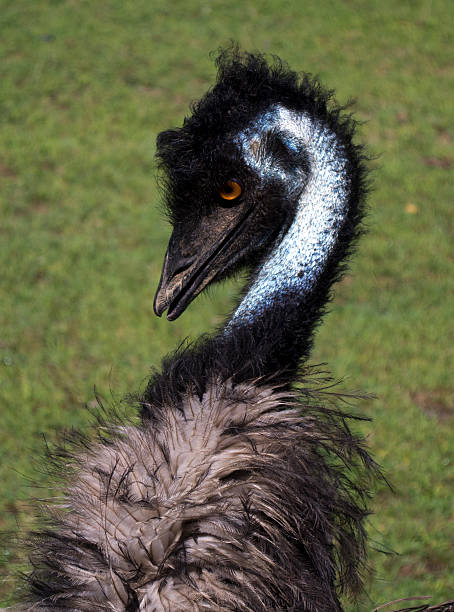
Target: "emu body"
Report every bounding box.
[22,50,376,611]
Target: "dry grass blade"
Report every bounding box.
[373,598,454,612]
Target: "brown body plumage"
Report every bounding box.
[25,377,374,610]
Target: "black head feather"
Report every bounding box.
[156,46,363,226]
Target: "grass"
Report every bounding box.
[1,0,453,608]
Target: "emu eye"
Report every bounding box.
[218,179,243,202]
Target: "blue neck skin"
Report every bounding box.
[228,105,349,331]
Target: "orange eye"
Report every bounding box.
[218,179,243,201]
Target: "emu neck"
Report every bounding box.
[227,107,351,380]
[143,108,358,411]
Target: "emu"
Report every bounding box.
[16,49,451,611]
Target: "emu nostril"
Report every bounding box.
[170,256,196,279]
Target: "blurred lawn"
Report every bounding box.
[1,0,453,608]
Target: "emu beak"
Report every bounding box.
[153,231,201,320]
[154,204,254,320]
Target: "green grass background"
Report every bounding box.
[1,0,453,608]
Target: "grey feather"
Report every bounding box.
[24,377,376,610]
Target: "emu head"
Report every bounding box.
[154,49,360,321]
